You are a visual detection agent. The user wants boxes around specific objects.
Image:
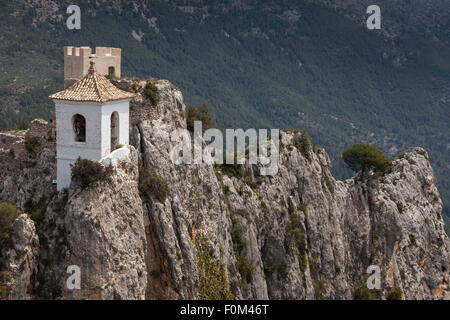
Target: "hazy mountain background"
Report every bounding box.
[0,0,448,222]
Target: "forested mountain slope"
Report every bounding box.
[0,0,448,216]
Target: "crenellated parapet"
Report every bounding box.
[64,46,121,88]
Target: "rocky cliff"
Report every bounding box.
[0,79,448,300]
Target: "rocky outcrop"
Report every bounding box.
[0,214,39,299]
[125,79,449,300]
[0,78,448,300]
[35,147,147,299]
[0,118,56,208]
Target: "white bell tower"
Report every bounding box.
[49,60,135,191]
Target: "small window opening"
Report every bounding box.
[108,66,115,77]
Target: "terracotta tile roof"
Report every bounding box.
[49,62,135,103]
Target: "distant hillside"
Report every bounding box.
[0,0,448,217]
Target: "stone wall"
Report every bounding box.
[0,133,24,158]
[0,118,55,163]
[0,119,57,208]
[26,119,55,141]
[64,46,121,88]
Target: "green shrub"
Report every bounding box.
[387,287,403,300]
[46,130,54,142]
[131,82,139,92]
[71,158,113,189]
[292,130,312,161]
[217,163,243,180]
[186,103,216,132]
[231,219,244,253]
[285,213,309,272]
[313,280,324,300]
[343,144,390,175]
[52,189,69,214]
[298,251,308,272]
[24,136,39,154]
[297,203,307,213]
[353,275,379,300]
[230,219,254,285]
[321,175,334,194]
[286,214,303,250]
[0,202,20,249]
[185,106,198,132]
[216,153,244,180]
[236,254,254,286]
[196,235,234,300]
[138,164,169,203]
[0,271,14,300]
[263,260,282,276]
[243,175,259,189]
[313,144,320,154]
[144,81,160,106]
[24,195,50,226]
[214,166,224,182]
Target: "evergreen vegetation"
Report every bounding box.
[353,275,380,300]
[230,218,254,286]
[24,137,39,154]
[387,287,403,300]
[70,158,113,189]
[0,271,14,300]
[196,235,234,300]
[144,80,160,106]
[138,163,169,203]
[291,130,312,161]
[0,202,20,250]
[285,213,308,272]
[343,144,390,175]
[24,195,52,226]
[185,103,216,133]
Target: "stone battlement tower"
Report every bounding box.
[64,46,121,88]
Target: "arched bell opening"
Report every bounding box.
[72,114,86,142]
[110,111,119,151]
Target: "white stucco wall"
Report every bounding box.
[53,99,130,191]
[55,100,103,158]
[100,100,130,157]
[57,159,74,192]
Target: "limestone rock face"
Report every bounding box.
[0,79,448,300]
[0,119,56,208]
[1,214,39,299]
[35,147,147,299]
[126,80,450,300]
